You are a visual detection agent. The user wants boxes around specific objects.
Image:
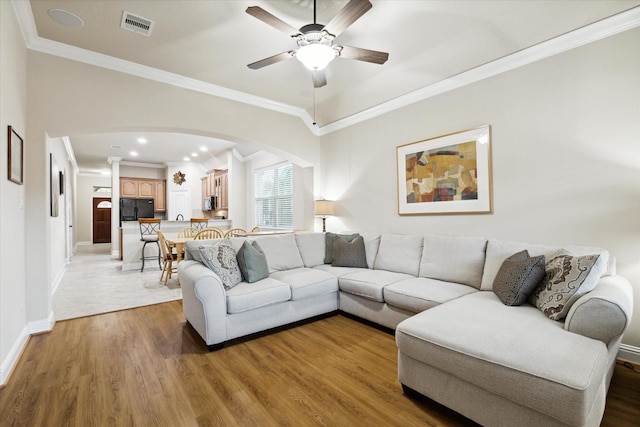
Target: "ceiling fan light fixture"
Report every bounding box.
[296,43,336,71]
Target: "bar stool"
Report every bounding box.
[191,217,209,230]
[138,218,161,272]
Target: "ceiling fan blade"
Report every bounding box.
[312,70,327,88]
[246,6,301,37]
[247,51,295,70]
[337,45,389,64]
[322,0,372,37]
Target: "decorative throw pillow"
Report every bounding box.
[236,240,269,283]
[492,250,545,306]
[530,249,602,320]
[199,243,242,290]
[324,232,359,264]
[332,235,368,268]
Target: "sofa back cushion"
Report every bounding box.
[480,239,611,291]
[251,233,304,273]
[295,232,325,267]
[361,233,381,269]
[420,234,487,289]
[373,233,423,276]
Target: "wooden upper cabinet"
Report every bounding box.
[155,180,166,212]
[214,170,229,210]
[120,178,138,198]
[119,177,166,211]
[138,180,155,198]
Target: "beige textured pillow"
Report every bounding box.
[530,249,603,320]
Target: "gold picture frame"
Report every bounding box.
[397,125,492,215]
[8,126,24,185]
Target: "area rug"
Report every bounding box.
[53,243,182,321]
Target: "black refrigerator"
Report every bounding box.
[120,198,155,224]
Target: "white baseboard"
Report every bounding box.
[51,263,67,295]
[0,326,30,386]
[76,241,92,246]
[0,313,55,387]
[618,344,640,365]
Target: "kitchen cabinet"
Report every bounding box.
[138,180,155,198]
[120,178,139,198]
[119,177,166,212]
[201,169,228,211]
[214,170,228,210]
[155,180,166,212]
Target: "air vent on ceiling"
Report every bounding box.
[120,11,154,36]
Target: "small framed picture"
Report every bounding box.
[8,126,24,185]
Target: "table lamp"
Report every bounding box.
[314,199,335,232]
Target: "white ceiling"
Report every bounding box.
[22,0,640,173]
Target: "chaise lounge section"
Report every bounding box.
[177,232,632,426]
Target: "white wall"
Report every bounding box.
[0,1,28,385]
[120,164,165,180]
[321,28,640,346]
[48,137,72,292]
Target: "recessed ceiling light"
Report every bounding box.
[183,157,190,162]
[101,170,111,176]
[137,137,147,144]
[191,152,198,157]
[200,146,208,152]
[48,9,84,27]
[130,151,138,156]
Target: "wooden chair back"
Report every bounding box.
[194,227,224,240]
[190,218,209,230]
[178,227,199,238]
[224,228,247,238]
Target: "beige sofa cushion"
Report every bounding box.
[339,269,414,302]
[270,268,338,300]
[251,233,304,273]
[481,239,611,291]
[294,232,326,267]
[226,278,291,314]
[396,291,609,426]
[384,277,477,313]
[373,233,423,276]
[420,234,487,289]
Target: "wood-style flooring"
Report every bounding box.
[1,301,638,426]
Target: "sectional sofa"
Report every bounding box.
[177,232,633,427]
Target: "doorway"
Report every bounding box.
[93,197,112,243]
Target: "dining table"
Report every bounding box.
[165,236,194,262]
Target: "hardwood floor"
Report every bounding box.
[1,301,638,426]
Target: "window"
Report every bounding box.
[255,162,293,229]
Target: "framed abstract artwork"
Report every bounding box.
[8,126,24,185]
[397,125,492,215]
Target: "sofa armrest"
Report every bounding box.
[564,275,633,346]
[178,260,228,346]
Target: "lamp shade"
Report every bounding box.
[314,200,335,216]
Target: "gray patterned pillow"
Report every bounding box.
[332,235,368,268]
[199,243,242,290]
[530,249,602,320]
[325,232,359,264]
[492,250,545,306]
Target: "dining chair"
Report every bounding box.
[190,217,209,230]
[157,231,178,285]
[251,226,261,233]
[138,218,161,272]
[224,228,247,238]
[178,227,199,238]
[194,227,224,240]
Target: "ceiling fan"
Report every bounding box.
[246,0,389,88]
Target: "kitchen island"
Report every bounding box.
[120,219,231,271]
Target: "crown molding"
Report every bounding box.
[120,160,165,169]
[12,1,639,137]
